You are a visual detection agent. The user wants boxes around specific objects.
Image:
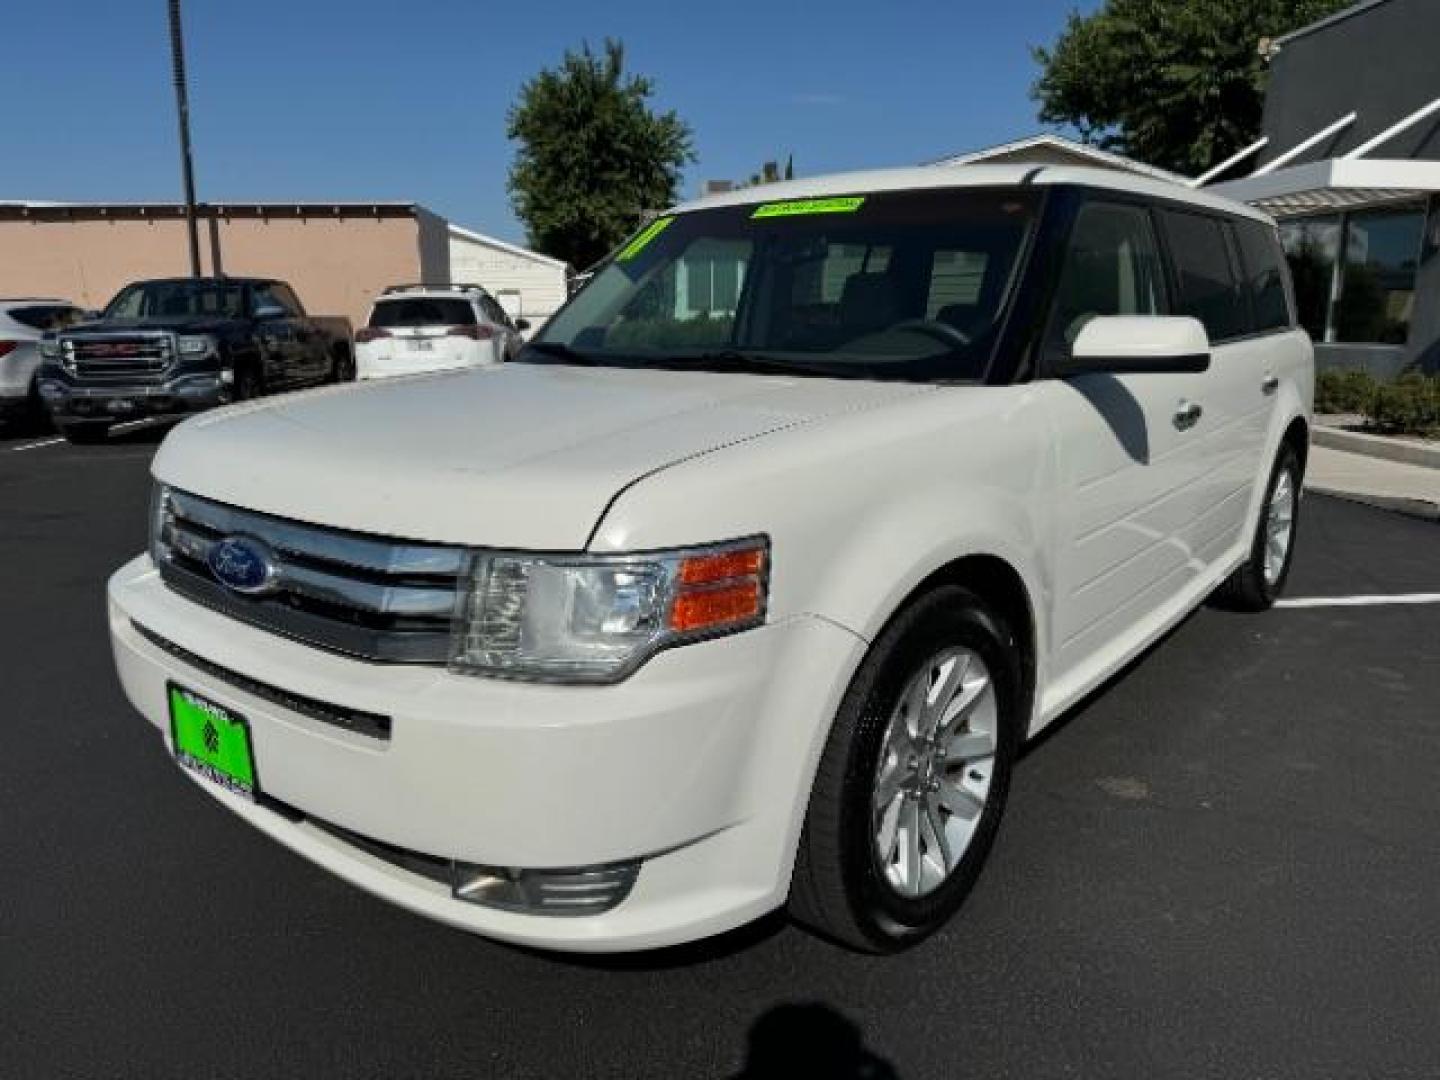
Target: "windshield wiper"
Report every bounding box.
[518,341,600,365]
[655,350,855,379]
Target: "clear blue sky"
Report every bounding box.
[7,0,1098,245]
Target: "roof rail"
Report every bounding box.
[381,282,489,295]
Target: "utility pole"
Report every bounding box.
[168,0,202,277]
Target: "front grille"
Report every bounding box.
[66,335,174,381]
[155,488,467,664]
[132,620,393,740]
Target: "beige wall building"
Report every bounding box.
[0,201,570,328]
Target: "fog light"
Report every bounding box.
[450,859,640,916]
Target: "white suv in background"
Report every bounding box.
[354,284,528,380]
[108,166,1312,953]
[1,298,89,428]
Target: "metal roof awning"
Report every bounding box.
[1213,158,1440,217]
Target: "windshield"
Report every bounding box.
[104,281,247,321]
[525,188,1037,382]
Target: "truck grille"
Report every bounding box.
[66,335,174,381]
[154,488,467,664]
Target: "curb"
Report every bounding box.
[1312,425,1440,470]
[1307,485,1440,524]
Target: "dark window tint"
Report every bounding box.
[251,283,300,318]
[1233,220,1292,332]
[272,283,305,317]
[7,305,85,331]
[1161,211,1248,341]
[369,298,476,328]
[1050,202,1168,347]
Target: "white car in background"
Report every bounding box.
[353,284,528,380]
[0,298,89,428]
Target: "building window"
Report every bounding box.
[1335,208,1424,345]
[1279,217,1340,342]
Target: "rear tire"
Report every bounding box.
[789,585,1022,953]
[58,420,111,444]
[1212,443,1301,612]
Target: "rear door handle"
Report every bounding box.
[1262,375,1280,395]
[1173,401,1203,431]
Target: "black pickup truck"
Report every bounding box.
[38,277,354,443]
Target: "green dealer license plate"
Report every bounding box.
[169,683,258,799]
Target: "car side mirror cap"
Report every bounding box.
[514,318,531,331]
[1063,316,1211,376]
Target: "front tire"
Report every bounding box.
[790,585,1022,952]
[1212,443,1301,611]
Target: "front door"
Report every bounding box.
[1040,199,1217,690]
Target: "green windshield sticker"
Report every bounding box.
[616,216,674,261]
[751,196,866,219]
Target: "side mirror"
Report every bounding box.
[1063,316,1210,376]
[514,318,531,332]
[253,304,287,321]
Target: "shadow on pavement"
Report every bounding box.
[732,1003,898,1079]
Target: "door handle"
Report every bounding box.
[1261,375,1280,395]
[1173,401,1203,431]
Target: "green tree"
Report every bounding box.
[507,39,694,269]
[1032,0,1351,176]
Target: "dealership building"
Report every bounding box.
[1209,0,1440,376]
[0,200,571,329]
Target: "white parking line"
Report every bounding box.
[1278,593,1440,609]
[4,437,65,452]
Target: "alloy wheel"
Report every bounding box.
[871,647,998,899]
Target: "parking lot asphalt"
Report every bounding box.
[3,423,1439,1079]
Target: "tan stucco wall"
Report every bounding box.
[0,214,427,325]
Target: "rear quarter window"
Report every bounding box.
[369,298,477,328]
[1160,210,1249,342]
[1232,219,1293,333]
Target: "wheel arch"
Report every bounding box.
[886,553,1039,733]
[1282,413,1310,479]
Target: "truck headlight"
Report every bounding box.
[40,339,60,359]
[178,335,214,355]
[450,538,768,682]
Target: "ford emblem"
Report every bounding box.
[207,535,280,596]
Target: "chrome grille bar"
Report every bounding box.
[156,488,466,664]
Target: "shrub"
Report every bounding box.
[1366,373,1440,436]
[1315,368,1378,414]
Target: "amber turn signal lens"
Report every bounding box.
[670,581,763,633]
[677,546,766,586]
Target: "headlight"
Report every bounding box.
[450,537,769,682]
[150,484,176,568]
[178,335,214,355]
[40,339,61,359]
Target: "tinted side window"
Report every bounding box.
[274,284,305,317]
[7,305,85,331]
[1049,202,1168,347]
[1161,210,1248,341]
[252,284,300,318]
[1233,219,1292,333]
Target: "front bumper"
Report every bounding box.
[108,555,866,951]
[38,362,226,421]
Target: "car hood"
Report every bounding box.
[62,317,248,336]
[153,362,932,549]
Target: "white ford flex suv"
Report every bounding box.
[108,166,1313,953]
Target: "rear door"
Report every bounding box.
[1156,209,1273,570]
[1040,198,1217,685]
